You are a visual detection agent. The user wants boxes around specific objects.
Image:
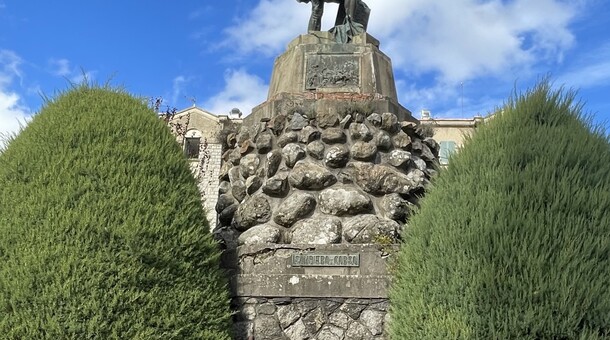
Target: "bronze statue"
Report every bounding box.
[296,0,368,33]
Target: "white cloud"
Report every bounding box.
[47,58,96,84]
[558,44,610,89]
[0,50,29,148]
[224,0,578,83]
[171,76,189,107]
[49,58,71,77]
[204,69,268,116]
[223,0,339,56]
[378,0,576,82]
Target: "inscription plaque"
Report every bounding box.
[291,253,360,267]
[305,54,360,90]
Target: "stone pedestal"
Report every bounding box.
[217,32,434,340]
[246,32,416,127]
[224,244,396,340]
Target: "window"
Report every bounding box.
[185,137,200,159]
[439,140,456,165]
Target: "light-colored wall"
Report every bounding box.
[169,107,241,231]
[420,115,491,164]
[430,125,475,149]
[421,116,485,148]
[189,143,223,230]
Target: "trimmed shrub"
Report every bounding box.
[0,85,232,339]
[389,82,610,339]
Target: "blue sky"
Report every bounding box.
[1,0,610,141]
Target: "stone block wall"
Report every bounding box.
[214,108,439,248]
[232,297,390,340]
[222,243,397,339]
[189,142,223,230]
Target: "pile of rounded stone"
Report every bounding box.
[214,109,438,248]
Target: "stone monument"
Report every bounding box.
[214,4,438,339]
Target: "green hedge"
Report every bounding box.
[389,82,610,339]
[0,86,231,339]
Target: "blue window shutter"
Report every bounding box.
[439,141,456,164]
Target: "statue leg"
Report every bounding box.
[309,0,324,32]
[343,0,356,18]
[335,1,346,26]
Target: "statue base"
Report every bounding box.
[245,32,416,128]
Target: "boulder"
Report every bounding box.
[238,224,281,245]
[367,113,382,127]
[392,130,411,149]
[345,320,373,340]
[278,131,298,148]
[228,166,243,184]
[216,193,237,213]
[266,150,283,178]
[360,309,385,336]
[345,162,425,195]
[240,154,260,179]
[423,137,439,154]
[317,110,339,128]
[349,123,372,141]
[262,172,289,197]
[273,192,317,227]
[374,130,392,150]
[240,140,254,155]
[381,112,398,132]
[411,156,427,172]
[419,143,436,162]
[291,112,308,130]
[324,145,350,168]
[343,215,400,243]
[218,204,238,225]
[288,161,337,190]
[283,143,306,168]
[388,149,412,168]
[255,131,274,153]
[321,127,347,144]
[292,219,341,243]
[228,148,242,165]
[232,179,247,202]
[319,186,372,216]
[339,114,352,129]
[400,121,417,135]
[269,114,286,135]
[317,325,345,340]
[307,141,325,160]
[300,126,321,143]
[232,195,272,231]
[218,180,231,194]
[246,176,263,195]
[351,141,377,161]
[218,162,232,181]
[226,133,237,149]
[379,193,411,221]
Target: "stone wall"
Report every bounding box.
[214,109,438,248]
[189,142,223,230]
[214,105,438,339]
[222,243,397,339]
[233,297,389,340]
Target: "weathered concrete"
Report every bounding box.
[224,243,397,339]
[246,32,416,127]
[222,244,398,298]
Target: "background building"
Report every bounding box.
[166,106,242,230]
[420,110,492,165]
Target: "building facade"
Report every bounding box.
[167,106,242,230]
[420,112,491,165]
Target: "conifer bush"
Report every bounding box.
[389,81,610,339]
[0,85,232,339]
